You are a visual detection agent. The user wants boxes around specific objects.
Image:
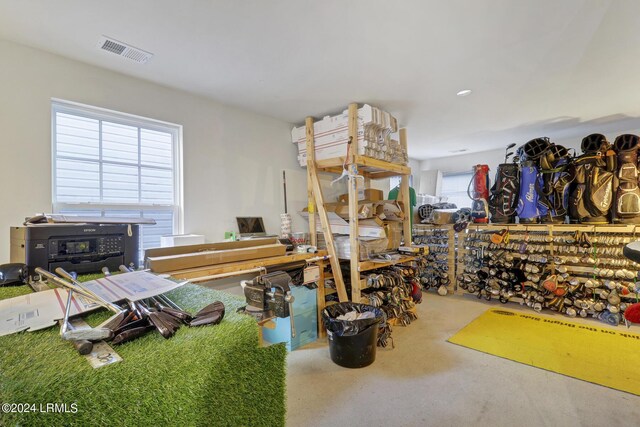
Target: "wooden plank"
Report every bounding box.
[399,128,412,245]
[469,223,640,233]
[305,117,317,247]
[309,169,349,302]
[315,157,348,170]
[147,244,286,273]
[358,255,418,273]
[348,103,361,302]
[165,251,327,280]
[354,155,411,175]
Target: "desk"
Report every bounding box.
[163,250,330,338]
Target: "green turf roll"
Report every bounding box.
[0,282,287,426]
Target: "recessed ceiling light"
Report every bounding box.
[456,89,472,97]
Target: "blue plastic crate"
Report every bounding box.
[262,308,318,351]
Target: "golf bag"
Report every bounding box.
[468,164,490,223]
[517,161,542,223]
[537,144,575,223]
[489,163,519,223]
[613,134,640,223]
[568,134,616,223]
[514,137,552,223]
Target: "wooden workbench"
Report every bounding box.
[163,250,331,337]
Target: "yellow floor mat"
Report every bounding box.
[447,308,640,395]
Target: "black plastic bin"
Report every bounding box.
[322,302,385,368]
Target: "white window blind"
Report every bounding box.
[440,173,472,208]
[52,100,183,254]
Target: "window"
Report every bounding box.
[389,175,413,189]
[440,172,472,208]
[52,100,183,254]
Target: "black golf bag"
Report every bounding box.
[537,144,575,223]
[613,134,640,223]
[568,134,616,224]
[489,163,519,223]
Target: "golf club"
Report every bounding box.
[150,296,192,322]
[504,143,516,163]
[112,324,155,345]
[189,301,225,327]
[39,267,126,332]
[54,275,112,346]
[134,300,177,338]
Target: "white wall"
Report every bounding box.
[0,39,320,262]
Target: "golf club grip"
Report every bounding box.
[73,340,93,355]
[112,326,153,345]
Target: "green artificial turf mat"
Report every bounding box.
[0,281,287,426]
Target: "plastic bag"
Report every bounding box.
[322,302,385,337]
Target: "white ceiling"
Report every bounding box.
[1,0,640,160]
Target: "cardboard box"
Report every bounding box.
[337,189,384,203]
[384,221,403,250]
[333,202,374,220]
[334,236,389,260]
[145,239,285,273]
[432,209,458,224]
[299,212,385,238]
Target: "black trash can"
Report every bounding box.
[322,302,385,368]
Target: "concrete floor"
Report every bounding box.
[285,294,640,427]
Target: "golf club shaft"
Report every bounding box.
[55,267,122,313]
[35,268,114,312]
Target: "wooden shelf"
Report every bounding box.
[306,103,413,303]
[358,255,418,272]
[468,223,640,233]
[315,155,410,179]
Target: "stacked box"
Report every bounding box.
[291,104,407,167]
[262,285,318,351]
[333,236,389,260]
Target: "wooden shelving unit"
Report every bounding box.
[306,103,413,303]
[459,223,640,316]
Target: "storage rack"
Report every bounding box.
[412,224,458,293]
[305,103,413,303]
[459,223,640,323]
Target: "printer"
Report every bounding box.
[10,223,140,278]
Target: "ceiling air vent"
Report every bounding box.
[449,148,469,153]
[97,36,153,64]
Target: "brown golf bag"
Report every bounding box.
[568,134,616,223]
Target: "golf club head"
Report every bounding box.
[193,301,225,318]
[113,318,151,336]
[97,312,128,332]
[189,312,224,327]
[112,325,155,345]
